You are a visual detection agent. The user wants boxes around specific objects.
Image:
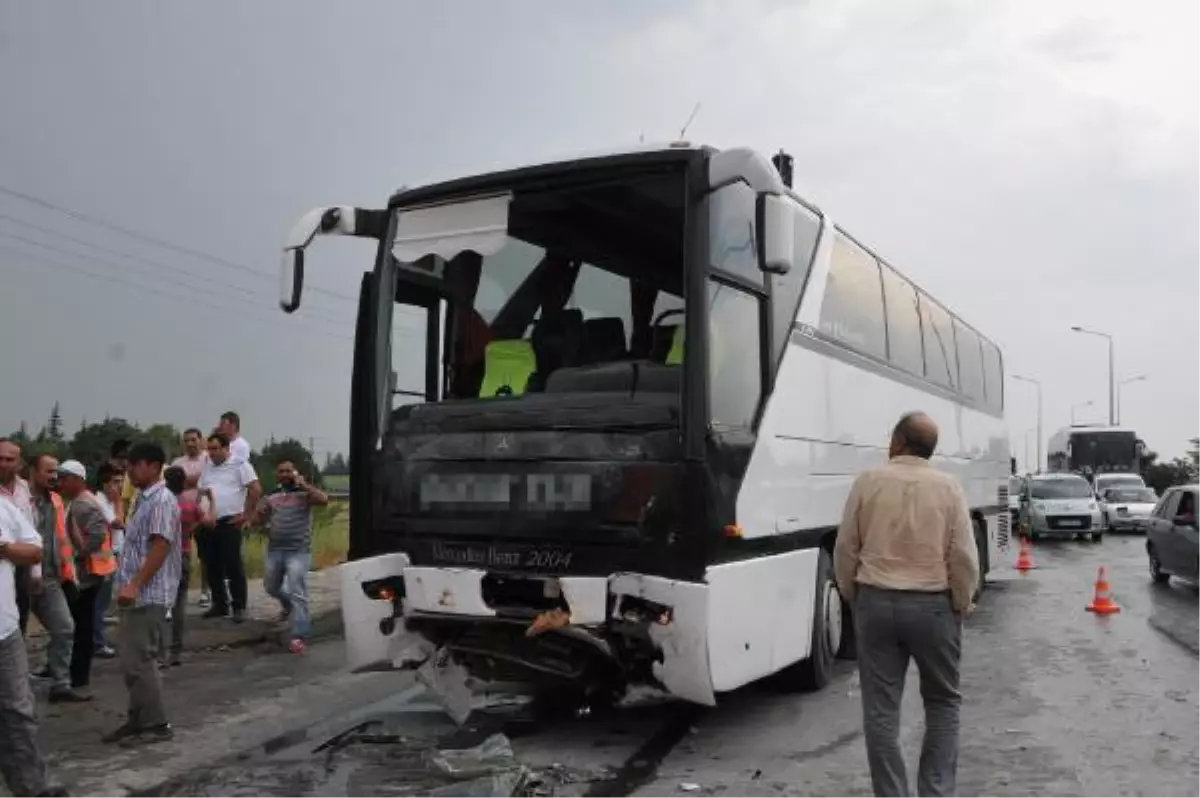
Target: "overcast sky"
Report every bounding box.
[1,0,1195,463]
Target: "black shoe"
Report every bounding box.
[102,723,139,744]
[33,667,52,679]
[49,687,92,704]
[202,607,230,619]
[119,723,173,748]
[169,654,183,667]
[231,609,245,624]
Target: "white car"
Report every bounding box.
[1092,472,1147,499]
[1021,473,1105,542]
[1099,485,1158,533]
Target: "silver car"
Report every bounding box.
[1146,485,1199,584]
[1099,485,1158,533]
[1020,473,1104,542]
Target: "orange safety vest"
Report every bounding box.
[46,492,77,586]
[69,492,117,578]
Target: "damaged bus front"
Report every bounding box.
[280,145,801,709]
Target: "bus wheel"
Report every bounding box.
[780,548,843,691]
[973,518,989,602]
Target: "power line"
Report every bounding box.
[0,244,356,344]
[0,211,265,295]
[0,229,355,331]
[0,183,359,303]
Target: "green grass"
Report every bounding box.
[188,503,350,586]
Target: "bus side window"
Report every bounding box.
[768,204,822,363]
[880,264,924,376]
[708,281,762,429]
[818,232,887,360]
[953,319,985,402]
[919,293,958,389]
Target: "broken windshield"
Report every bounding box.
[388,169,687,403]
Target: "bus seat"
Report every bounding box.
[581,317,627,364]
[665,325,684,365]
[528,309,583,392]
[478,339,536,398]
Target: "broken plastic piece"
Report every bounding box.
[526,608,570,637]
[428,769,528,797]
[427,733,517,778]
[426,734,529,796]
[416,647,474,725]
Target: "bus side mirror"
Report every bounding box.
[279,206,381,314]
[755,193,794,275]
[280,248,305,314]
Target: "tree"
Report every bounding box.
[141,424,184,461]
[46,402,64,442]
[252,438,321,493]
[323,452,349,476]
[69,418,140,474]
[1144,459,1195,495]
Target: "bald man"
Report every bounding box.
[834,411,979,798]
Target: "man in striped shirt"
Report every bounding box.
[104,443,180,748]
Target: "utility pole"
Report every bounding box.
[1071,326,1115,426]
[1012,374,1043,472]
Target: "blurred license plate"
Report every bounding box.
[1116,508,1129,516]
[1058,519,1081,527]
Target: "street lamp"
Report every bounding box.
[1071,400,1095,425]
[1071,326,1115,426]
[1012,374,1043,471]
[1116,374,1147,425]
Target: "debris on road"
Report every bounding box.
[416,647,474,725]
[427,733,530,796]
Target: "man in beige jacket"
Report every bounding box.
[834,411,979,798]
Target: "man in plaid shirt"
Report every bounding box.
[103,443,181,749]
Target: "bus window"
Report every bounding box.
[708,281,762,429]
[880,264,924,376]
[709,182,763,288]
[953,319,985,402]
[818,233,887,360]
[919,293,958,389]
[982,339,1004,412]
[769,204,822,363]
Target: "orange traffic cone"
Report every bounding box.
[1086,566,1121,615]
[1014,537,1037,572]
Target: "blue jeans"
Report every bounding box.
[263,550,311,639]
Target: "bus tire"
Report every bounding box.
[973,518,989,602]
[780,548,842,691]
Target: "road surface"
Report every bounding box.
[32,533,1198,797]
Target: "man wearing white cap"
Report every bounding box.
[58,460,116,695]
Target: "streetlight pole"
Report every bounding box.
[1071,400,1094,425]
[1012,374,1043,472]
[1116,374,1147,426]
[1071,326,1115,426]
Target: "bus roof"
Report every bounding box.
[387,142,710,207]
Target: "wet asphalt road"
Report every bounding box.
[45,533,1198,797]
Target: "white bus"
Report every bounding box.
[278,143,1011,709]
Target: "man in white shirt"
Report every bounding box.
[0,494,63,796]
[216,411,252,464]
[171,428,210,485]
[197,433,260,623]
[0,439,33,636]
[172,427,215,608]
